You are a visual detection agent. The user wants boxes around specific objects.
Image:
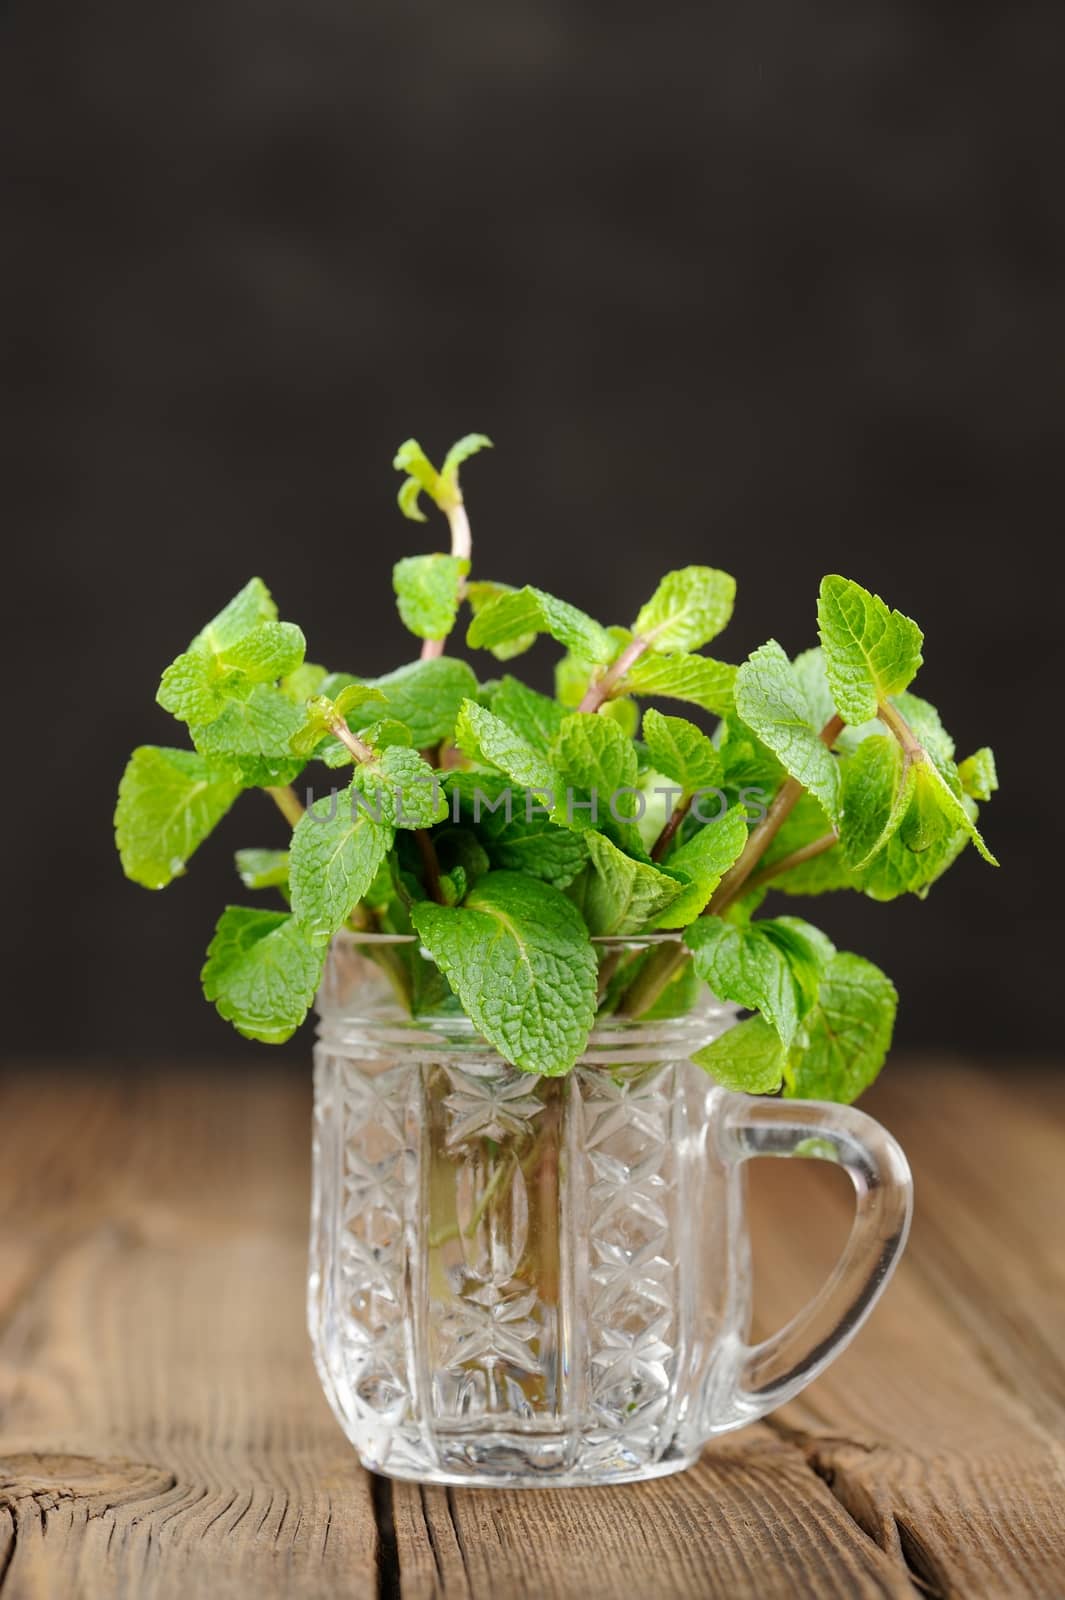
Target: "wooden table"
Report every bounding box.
[1,1063,1062,1598]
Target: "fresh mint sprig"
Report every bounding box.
[116,447,998,1093]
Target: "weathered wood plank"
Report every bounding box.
[0,1069,380,1600]
[748,1063,1065,1598]
[390,1427,915,1599]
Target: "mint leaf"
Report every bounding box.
[411,871,597,1074]
[785,952,897,1103]
[641,708,722,795]
[159,595,305,723]
[467,585,615,664]
[817,575,924,724]
[193,577,277,651]
[685,916,823,1046]
[392,554,470,640]
[454,698,557,792]
[552,712,640,845]
[958,747,998,802]
[367,657,478,748]
[735,640,841,825]
[289,783,394,942]
[115,746,241,889]
[692,1015,787,1094]
[490,676,566,754]
[625,652,736,717]
[579,831,684,935]
[465,581,537,660]
[440,432,493,484]
[190,684,306,787]
[354,745,448,829]
[280,661,329,703]
[634,566,736,652]
[201,906,324,1044]
[840,736,917,870]
[652,806,748,927]
[480,812,588,889]
[909,756,998,867]
[235,848,290,891]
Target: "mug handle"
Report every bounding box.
[717,1092,913,1423]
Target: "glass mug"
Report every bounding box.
[309,934,912,1488]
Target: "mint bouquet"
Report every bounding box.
[115,434,998,1100]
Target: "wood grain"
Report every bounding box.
[1,1062,1062,1598]
[0,1070,379,1599]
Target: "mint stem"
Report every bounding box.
[577,635,650,714]
[326,716,374,765]
[650,795,692,862]
[420,501,473,660]
[708,712,845,916]
[743,830,840,896]
[414,828,446,904]
[265,785,304,828]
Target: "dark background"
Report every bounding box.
[2,0,1061,1061]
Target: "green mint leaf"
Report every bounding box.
[652,806,748,927]
[467,584,615,664]
[201,906,324,1044]
[370,657,478,748]
[392,554,470,641]
[735,640,841,826]
[193,577,277,651]
[411,871,597,1074]
[552,712,641,849]
[115,746,241,889]
[465,582,538,660]
[454,698,557,793]
[958,747,998,802]
[692,1015,787,1094]
[641,708,722,795]
[397,475,428,522]
[289,782,394,943]
[817,575,924,724]
[190,684,306,787]
[625,652,737,717]
[159,604,305,723]
[768,914,838,968]
[477,811,589,889]
[634,566,736,653]
[684,916,822,1046]
[235,848,290,891]
[217,620,305,681]
[579,831,684,935]
[840,736,917,870]
[785,952,897,1103]
[358,718,413,749]
[280,661,329,703]
[355,746,448,829]
[909,756,998,867]
[393,438,440,520]
[440,432,493,486]
[490,676,567,754]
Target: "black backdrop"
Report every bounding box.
[2,0,1062,1060]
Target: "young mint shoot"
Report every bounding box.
[115,440,999,1099]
